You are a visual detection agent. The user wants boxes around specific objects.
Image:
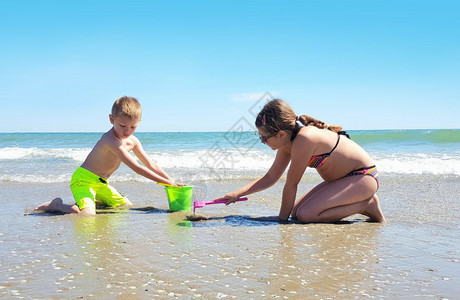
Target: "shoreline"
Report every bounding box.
[1,175,459,298]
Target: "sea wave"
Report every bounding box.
[374,152,460,176]
[0,147,90,161]
[0,147,459,183]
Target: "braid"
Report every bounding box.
[297,115,343,132]
[255,99,343,134]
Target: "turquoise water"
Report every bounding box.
[1,129,458,150]
[0,129,459,183]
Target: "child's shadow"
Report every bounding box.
[130,206,171,214]
[185,215,290,227]
[186,214,365,227]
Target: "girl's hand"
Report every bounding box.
[215,193,240,205]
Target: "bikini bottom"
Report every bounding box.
[345,165,379,190]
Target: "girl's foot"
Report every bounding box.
[362,195,386,223]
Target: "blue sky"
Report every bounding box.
[1,0,459,132]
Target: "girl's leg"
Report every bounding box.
[295,175,385,223]
[34,198,80,214]
[290,181,328,219]
[314,194,385,222]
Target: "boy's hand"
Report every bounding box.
[171,181,186,187]
[157,181,184,188]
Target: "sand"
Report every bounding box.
[1,174,459,298]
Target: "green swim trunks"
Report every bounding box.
[70,167,129,210]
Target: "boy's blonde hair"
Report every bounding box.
[111,96,142,120]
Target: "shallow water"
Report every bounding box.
[1,175,459,298]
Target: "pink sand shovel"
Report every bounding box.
[193,197,248,213]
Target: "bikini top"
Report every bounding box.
[291,128,350,169]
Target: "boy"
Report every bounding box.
[35,96,177,215]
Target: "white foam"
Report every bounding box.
[0,147,90,161]
[0,147,36,160]
[0,174,70,183]
[1,147,459,183]
[374,152,460,176]
[148,149,273,171]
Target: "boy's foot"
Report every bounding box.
[34,198,65,213]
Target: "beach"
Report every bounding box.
[3,0,460,297]
[1,131,459,298]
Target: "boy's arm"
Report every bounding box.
[131,138,172,181]
[111,137,172,184]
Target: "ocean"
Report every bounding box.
[1,129,459,298]
[1,129,459,184]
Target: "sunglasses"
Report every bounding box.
[259,132,278,144]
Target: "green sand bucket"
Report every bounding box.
[165,186,193,211]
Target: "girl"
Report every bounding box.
[218,99,385,223]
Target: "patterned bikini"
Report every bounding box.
[292,129,379,188]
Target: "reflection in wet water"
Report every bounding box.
[4,176,459,299]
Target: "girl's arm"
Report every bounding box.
[278,137,312,221]
[217,149,291,204]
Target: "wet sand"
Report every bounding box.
[1,175,459,298]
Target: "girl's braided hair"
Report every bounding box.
[255,99,342,134]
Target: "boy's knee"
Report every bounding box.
[78,205,96,215]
